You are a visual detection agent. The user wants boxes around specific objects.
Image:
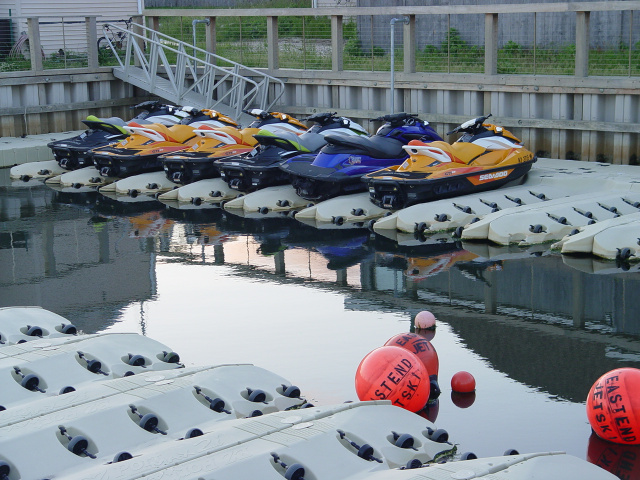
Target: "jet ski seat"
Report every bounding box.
[323,133,407,159]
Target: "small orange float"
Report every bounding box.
[451,371,476,393]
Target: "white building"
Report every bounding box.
[0,0,143,56]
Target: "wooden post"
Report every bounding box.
[404,14,416,74]
[149,16,160,32]
[206,16,216,56]
[575,11,590,77]
[27,18,43,72]
[131,14,144,67]
[331,15,343,72]
[267,16,279,71]
[86,16,98,69]
[484,13,498,75]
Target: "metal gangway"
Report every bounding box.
[101,21,284,124]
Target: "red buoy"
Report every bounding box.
[587,368,640,445]
[451,371,476,393]
[384,332,439,378]
[355,346,430,412]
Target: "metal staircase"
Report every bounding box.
[101,22,284,125]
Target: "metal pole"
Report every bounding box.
[192,18,210,59]
[389,17,409,114]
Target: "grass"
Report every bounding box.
[0,50,89,71]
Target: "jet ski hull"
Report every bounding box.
[161,147,256,185]
[92,146,189,178]
[49,131,126,170]
[282,152,404,202]
[365,158,537,210]
[162,151,223,184]
[220,162,291,193]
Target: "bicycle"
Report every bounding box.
[97,17,132,57]
[8,31,45,62]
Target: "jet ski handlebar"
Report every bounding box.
[371,112,420,127]
[133,100,165,111]
[305,111,339,124]
[243,108,274,120]
[447,113,492,135]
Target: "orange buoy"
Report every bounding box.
[384,332,439,378]
[451,371,476,393]
[415,311,436,329]
[587,368,640,445]
[355,346,430,412]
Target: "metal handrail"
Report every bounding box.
[100,22,284,120]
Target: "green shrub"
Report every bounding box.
[344,39,362,57]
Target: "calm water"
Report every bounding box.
[2,167,640,477]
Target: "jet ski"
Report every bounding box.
[363,114,537,210]
[47,101,186,171]
[159,109,309,186]
[217,112,368,193]
[90,108,239,178]
[279,112,443,203]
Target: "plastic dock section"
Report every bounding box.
[0,306,617,480]
[371,159,640,260]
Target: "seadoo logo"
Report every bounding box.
[478,170,509,181]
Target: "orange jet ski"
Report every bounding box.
[363,114,537,210]
[91,108,239,178]
[159,109,308,185]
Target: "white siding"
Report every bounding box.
[7,0,142,55]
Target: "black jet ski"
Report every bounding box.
[47,101,185,171]
[217,112,368,193]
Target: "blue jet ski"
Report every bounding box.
[279,112,443,202]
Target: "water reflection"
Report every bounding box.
[2,171,640,469]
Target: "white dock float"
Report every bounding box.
[223,184,312,215]
[553,212,640,260]
[157,178,242,206]
[9,160,66,181]
[295,192,388,226]
[0,305,79,345]
[0,306,617,480]
[346,452,614,480]
[54,166,117,189]
[373,184,567,235]
[368,159,640,257]
[99,171,179,197]
[461,192,640,246]
[370,158,623,235]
